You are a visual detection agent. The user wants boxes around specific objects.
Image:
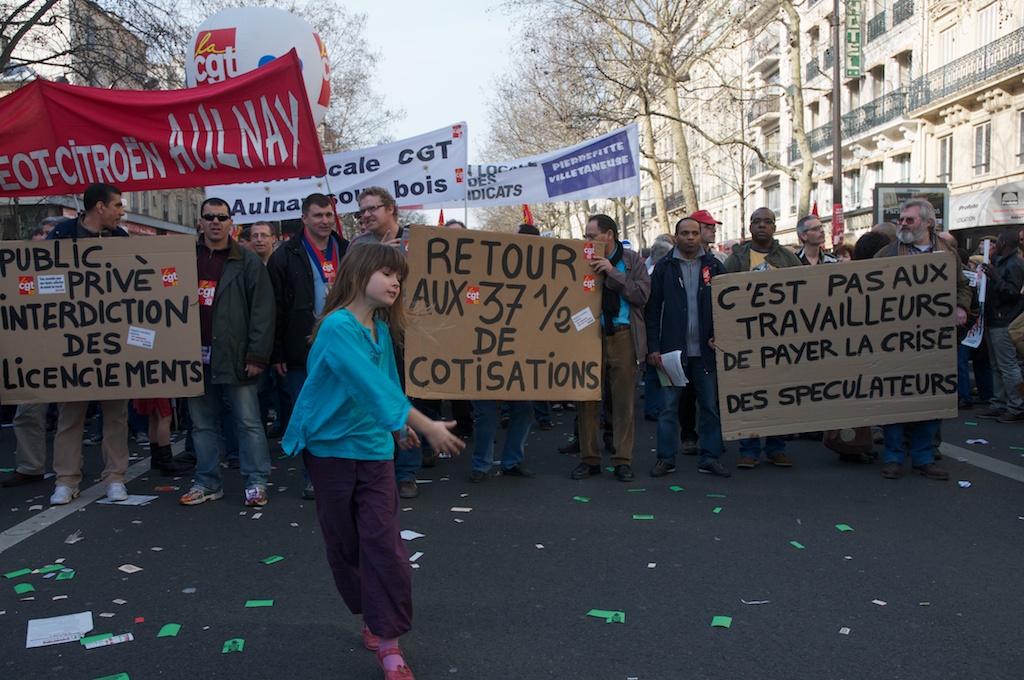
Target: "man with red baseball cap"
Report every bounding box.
[690,210,727,263]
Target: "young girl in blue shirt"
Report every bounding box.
[283,243,463,680]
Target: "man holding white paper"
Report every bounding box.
[645,217,730,478]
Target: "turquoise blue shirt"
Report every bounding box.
[599,244,631,327]
[282,309,411,460]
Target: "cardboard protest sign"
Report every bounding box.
[0,235,203,403]
[404,225,603,400]
[712,254,958,439]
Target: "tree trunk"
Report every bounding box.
[782,0,814,216]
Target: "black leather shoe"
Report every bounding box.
[469,470,488,483]
[650,460,677,477]
[558,440,581,454]
[839,453,874,464]
[614,464,635,482]
[500,463,537,478]
[570,463,601,480]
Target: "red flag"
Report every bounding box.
[437,209,445,226]
[0,50,324,197]
[811,202,819,217]
[522,204,534,225]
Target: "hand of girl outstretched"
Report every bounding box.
[422,419,465,457]
[406,409,466,457]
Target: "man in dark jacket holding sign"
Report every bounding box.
[569,215,650,483]
[646,217,730,478]
[874,198,971,479]
[47,183,132,505]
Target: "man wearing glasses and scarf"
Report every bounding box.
[569,214,650,483]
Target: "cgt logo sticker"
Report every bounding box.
[162,268,179,287]
[465,286,481,304]
[193,28,241,84]
[198,280,217,306]
[583,275,596,292]
[18,276,35,295]
[583,243,596,260]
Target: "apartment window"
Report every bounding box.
[765,184,781,214]
[868,162,883,189]
[940,26,956,65]
[938,135,953,183]
[974,122,991,175]
[845,171,862,206]
[978,4,998,46]
[869,65,885,99]
[790,180,799,215]
[896,51,913,88]
[1019,111,1024,165]
[808,101,820,129]
[848,79,861,109]
[896,154,911,183]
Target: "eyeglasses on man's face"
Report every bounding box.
[357,204,384,216]
[203,213,231,222]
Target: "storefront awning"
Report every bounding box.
[950,181,1024,230]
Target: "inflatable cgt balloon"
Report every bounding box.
[185,7,330,125]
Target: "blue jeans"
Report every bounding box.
[882,420,940,466]
[644,362,661,418]
[188,366,271,491]
[656,356,723,467]
[471,401,531,472]
[532,401,551,423]
[394,398,429,483]
[739,436,786,459]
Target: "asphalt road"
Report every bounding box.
[1,404,1022,680]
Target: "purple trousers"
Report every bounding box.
[304,452,413,638]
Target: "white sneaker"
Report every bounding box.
[106,482,129,502]
[50,485,80,505]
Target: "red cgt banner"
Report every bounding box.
[0,50,325,197]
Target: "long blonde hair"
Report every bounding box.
[309,243,409,345]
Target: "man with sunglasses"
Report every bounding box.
[180,198,276,508]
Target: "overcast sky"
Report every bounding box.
[362,0,513,159]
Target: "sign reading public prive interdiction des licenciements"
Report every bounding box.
[0,236,203,403]
[713,254,958,440]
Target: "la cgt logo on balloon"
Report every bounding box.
[185,7,331,126]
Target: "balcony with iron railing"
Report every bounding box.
[747,94,781,126]
[786,88,912,161]
[892,0,914,26]
[806,57,819,82]
[746,150,782,178]
[748,33,781,69]
[867,12,886,42]
[911,25,1024,107]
